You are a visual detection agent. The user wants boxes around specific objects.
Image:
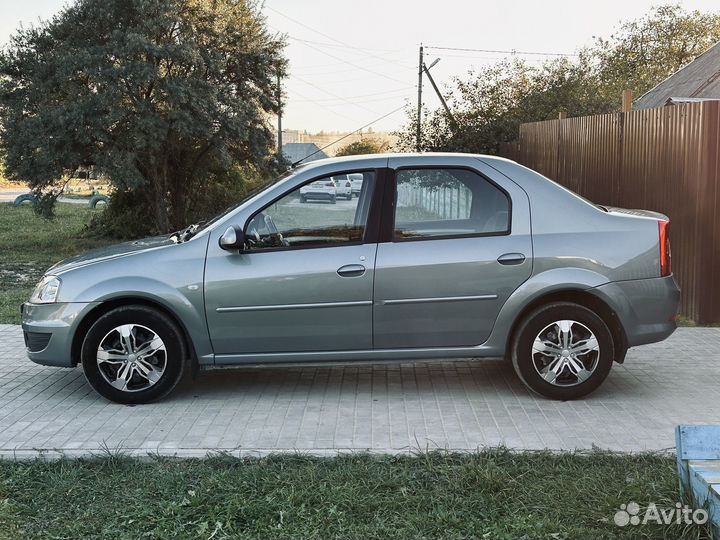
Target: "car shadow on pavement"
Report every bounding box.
[166,359,644,403]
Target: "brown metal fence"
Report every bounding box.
[499,101,720,323]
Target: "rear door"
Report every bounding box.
[373,156,532,348]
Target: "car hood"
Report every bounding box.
[48,236,176,275]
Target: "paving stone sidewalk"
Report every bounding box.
[1,324,719,458]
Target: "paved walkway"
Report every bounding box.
[1,324,718,458]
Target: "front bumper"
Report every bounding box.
[593,274,681,347]
[21,301,100,367]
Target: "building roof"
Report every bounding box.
[635,41,720,110]
[282,143,327,164]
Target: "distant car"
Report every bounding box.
[349,173,364,196]
[332,174,353,200]
[22,153,679,404]
[299,178,336,203]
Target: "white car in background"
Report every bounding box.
[300,178,337,203]
[332,174,353,200]
[349,173,364,197]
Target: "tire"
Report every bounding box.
[300,195,307,203]
[88,194,109,208]
[330,196,337,204]
[81,305,188,404]
[510,302,614,400]
[14,193,37,206]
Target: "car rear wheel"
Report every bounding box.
[80,305,187,404]
[330,195,337,204]
[510,302,614,400]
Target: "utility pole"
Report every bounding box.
[276,70,283,156]
[416,44,423,152]
[423,61,457,130]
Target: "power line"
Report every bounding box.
[425,52,549,63]
[425,45,579,57]
[266,6,415,71]
[287,36,415,69]
[289,89,363,123]
[286,35,409,55]
[290,86,416,104]
[294,39,411,86]
[294,93,412,106]
[290,56,414,77]
[267,26,413,73]
[291,74,382,114]
[293,104,407,166]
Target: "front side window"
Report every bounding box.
[245,171,376,250]
[394,168,510,240]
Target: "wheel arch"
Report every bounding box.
[506,289,628,364]
[71,296,200,369]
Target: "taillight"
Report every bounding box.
[659,221,671,276]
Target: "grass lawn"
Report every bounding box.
[0,450,709,540]
[0,202,114,324]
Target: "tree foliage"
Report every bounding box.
[396,4,720,154]
[594,4,720,107]
[335,137,389,156]
[0,0,286,234]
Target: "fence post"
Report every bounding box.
[622,89,633,113]
[558,111,567,119]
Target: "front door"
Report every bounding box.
[373,158,532,348]
[204,170,379,358]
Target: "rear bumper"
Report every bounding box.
[593,275,680,347]
[301,192,335,200]
[21,301,100,367]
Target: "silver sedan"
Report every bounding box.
[22,153,679,403]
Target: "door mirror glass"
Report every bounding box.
[219,225,245,251]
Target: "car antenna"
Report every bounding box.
[291,104,406,168]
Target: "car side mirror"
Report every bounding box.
[219,225,245,251]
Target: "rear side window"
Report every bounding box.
[394,168,510,240]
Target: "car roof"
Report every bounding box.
[294,152,502,170]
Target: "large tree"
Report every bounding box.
[397,4,720,154]
[0,0,286,232]
[593,4,720,107]
[396,57,614,154]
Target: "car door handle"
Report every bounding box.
[497,253,526,265]
[337,264,366,277]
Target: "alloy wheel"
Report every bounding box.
[531,319,600,387]
[96,323,167,392]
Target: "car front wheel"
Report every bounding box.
[80,305,188,404]
[510,302,614,400]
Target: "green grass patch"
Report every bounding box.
[0,450,710,540]
[0,202,114,324]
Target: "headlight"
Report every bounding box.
[30,275,61,304]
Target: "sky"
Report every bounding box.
[1,0,719,133]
